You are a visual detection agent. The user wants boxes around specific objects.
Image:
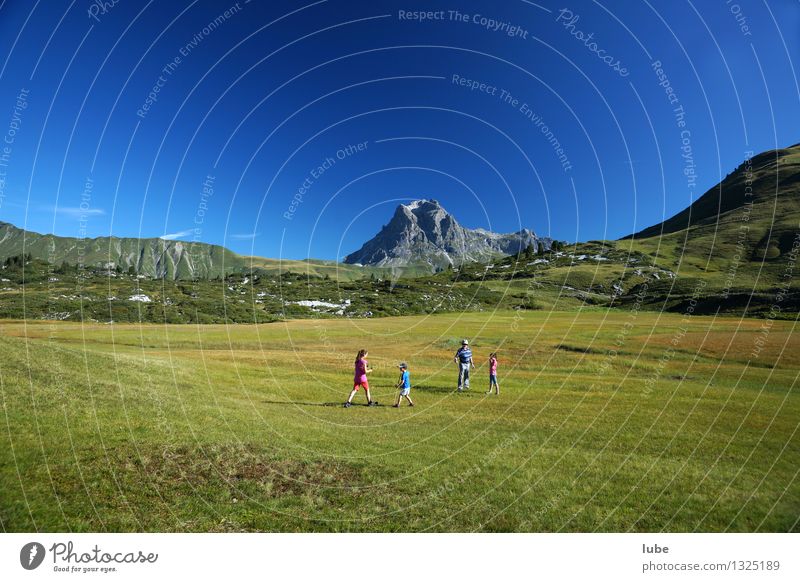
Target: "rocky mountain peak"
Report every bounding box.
[344,199,550,270]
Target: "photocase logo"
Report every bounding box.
[20,542,46,570]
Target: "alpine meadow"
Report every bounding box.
[0,0,798,544]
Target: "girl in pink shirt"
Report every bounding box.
[345,349,376,407]
[487,352,499,395]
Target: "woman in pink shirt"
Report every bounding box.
[486,352,499,395]
[344,349,376,408]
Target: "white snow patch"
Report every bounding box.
[128,294,152,303]
[290,298,353,314]
[293,300,342,309]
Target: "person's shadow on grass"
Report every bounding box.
[262,400,396,407]
[411,384,465,394]
[261,384,464,408]
[262,400,343,407]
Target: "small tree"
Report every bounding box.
[523,244,535,259]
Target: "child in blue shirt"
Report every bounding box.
[392,362,414,407]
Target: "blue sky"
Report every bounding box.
[0,0,797,260]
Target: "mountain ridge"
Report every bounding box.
[0,221,239,279]
[625,143,800,241]
[620,143,800,282]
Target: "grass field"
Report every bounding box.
[1,311,798,532]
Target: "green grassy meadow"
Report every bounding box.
[1,311,798,532]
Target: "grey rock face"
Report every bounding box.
[344,199,550,269]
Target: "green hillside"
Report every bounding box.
[239,256,402,282]
[623,144,800,278]
[626,144,800,240]
[615,143,800,312]
[0,221,242,280]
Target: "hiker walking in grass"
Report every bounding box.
[345,349,376,408]
[392,362,414,408]
[454,339,475,392]
[486,352,499,395]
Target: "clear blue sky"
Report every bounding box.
[0,0,797,260]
